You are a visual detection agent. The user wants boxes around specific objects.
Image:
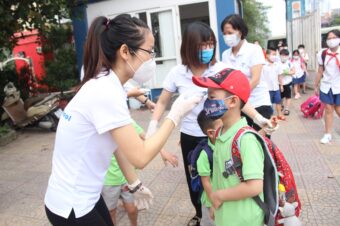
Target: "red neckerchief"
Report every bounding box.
[326,50,340,67]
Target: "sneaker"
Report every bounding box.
[188,216,201,226]
[294,93,301,99]
[320,134,332,144]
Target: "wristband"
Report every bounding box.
[129,182,142,193]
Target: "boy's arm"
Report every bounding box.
[211,179,263,208]
[201,176,213,199]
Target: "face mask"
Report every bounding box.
[293,55,300,60]
[199,48,214,64]
[203,96,234,120]
[281,56,289,63]
[269,55,277,62]
[223,33,241,47]
[127,54,156,84]
[298,48,304,54]
[326,38,340,49]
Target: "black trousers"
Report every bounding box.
[180,132,207,218]
[45,196,114,226]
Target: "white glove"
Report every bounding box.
[128,179,153,210]
[253,114,279,135]
[166,91,204,126]
[146,120,158,138]
[253,113,273,128]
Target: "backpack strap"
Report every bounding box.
[321,49,328,67]
[200,141,214,175]
[231,126,278,226]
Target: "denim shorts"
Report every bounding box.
[269,90,282,104]
[320,89,340,106]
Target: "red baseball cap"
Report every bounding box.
[192,68,250,103]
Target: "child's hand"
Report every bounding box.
[160,149,178,167]
[211,191,223,209]
[209,207,215,220]
[280,86,284,92]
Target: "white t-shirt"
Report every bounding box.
[291,59,304,79]
[45,70,132,218]
[221,40,271,107]
[317,48,340,94]
[278,61,293,85]
[163,62,228,137]
[262,61,281,91]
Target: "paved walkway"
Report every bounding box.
[0,91,340,226]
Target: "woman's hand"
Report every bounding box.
[127,87,146,98]
[160,149,178,167]
[145,100,156,111]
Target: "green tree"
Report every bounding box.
[0,0,79,50]
[242,0,271,48]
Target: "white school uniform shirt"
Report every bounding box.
[221,40,271,108]
[317,48,340,95]
[45,70,132,218]
[163,62,228,137]
[278,61,293,85]
[291,59,304,79]
[262,61,281,91]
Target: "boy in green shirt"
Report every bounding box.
[193,68,265,226]
[196,110,222,226]
[102,120,144,226]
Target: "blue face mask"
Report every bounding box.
[203,96,234,120]
[199,48,214,64]
[203,99,228,120]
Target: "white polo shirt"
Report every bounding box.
[317,48,340,95]
[163,62,229,137]
[262,61,281,91]
[291,59,304,79]
[221,40,271,108]
[278,61,293,85]
[45,70,132,218]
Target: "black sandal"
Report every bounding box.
[284,109,290,115]
[187,216,201,226]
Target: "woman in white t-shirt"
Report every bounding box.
[220,14,273,131]
[146,21,274,226]
[314,29,340,144]
[44,15,202,226]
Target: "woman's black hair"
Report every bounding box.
[180,21,217,68]
[220,14,248,40]
[82,14,149,85]
[326,29,340,39]
[292,49,300,56]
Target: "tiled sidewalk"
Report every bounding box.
[0,92,339,226]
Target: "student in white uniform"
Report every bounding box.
[314,29,340,144]
[220,14,273,131]
[146,21,275,226]
[291,49,307,99]
[298,44,309,94]
[44,15,202,226]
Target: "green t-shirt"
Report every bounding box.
[104,120,144,186]
[212,118,264,226]
[197,139,214,208]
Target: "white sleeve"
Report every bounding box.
[317,50,323,66]
[250,45,266,66]
[88,82,132,134]
[162,67,177,93]
[221,50,228,63]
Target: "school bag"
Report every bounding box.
[187,138,213,193]
[300,95,325,119]
[219,126,301,226]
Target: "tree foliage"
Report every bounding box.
[0,0,78,50]
[243,0,271,48]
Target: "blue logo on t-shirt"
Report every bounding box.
[62,112,72,121]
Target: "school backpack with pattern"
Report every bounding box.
[187,138,213,193]
[222,126,301,226]
[300,95,325,119]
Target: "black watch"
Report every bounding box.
[129,182,142,193]
[142,98,149,104]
